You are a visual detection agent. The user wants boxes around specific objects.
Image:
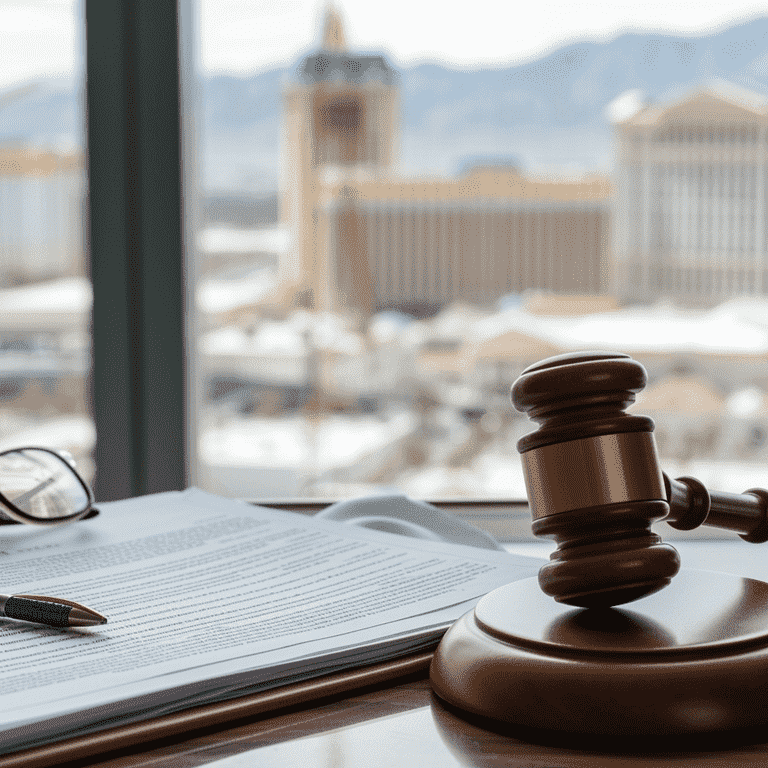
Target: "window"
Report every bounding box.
[0,0,92,481]
[85,2,768,541]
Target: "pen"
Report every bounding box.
[0,594,107,628]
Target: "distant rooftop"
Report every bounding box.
[474,301,768,357]
[296,52,396,87]
[329,166,611,204]
[457,155,521,176]
[0,146,81,176]
[294,5,396,87]
[614,79,768,128]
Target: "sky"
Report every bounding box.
[1,0,768,90]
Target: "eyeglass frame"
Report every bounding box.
[0,447,96,526]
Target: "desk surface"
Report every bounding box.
[52,542,768,767]
[71,673,768,768]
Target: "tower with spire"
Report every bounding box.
[275,5,610,322]
[280,4,399,313]
[321,5,347,52]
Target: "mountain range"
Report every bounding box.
[3,17,768,194]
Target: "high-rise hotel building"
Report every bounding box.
[0,147,84,286]
[279,9,612,317]
[613,82,768,305]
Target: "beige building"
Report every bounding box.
[280,7,398,310]
[280,9,612,317]
[0,147,84,286]
[613,82,768,305]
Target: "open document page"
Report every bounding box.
[0,488,544,754]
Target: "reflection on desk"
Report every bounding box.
[80,675,768,768]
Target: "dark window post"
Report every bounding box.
[86,0,186,500]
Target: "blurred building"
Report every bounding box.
[0,277,90,413]
[0,147,84,286]
[280,9,611,317]
[612,82,768,306]
[280,7,398,310]
[323,169,610,317]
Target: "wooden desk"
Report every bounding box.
[59,669,768,767]
[25,543,768,767]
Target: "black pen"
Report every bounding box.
[0,594,107,628]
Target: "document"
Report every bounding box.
[0,488,543,754]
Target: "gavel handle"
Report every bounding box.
[664,473,768,543]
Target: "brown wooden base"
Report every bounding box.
[431,569,768,737]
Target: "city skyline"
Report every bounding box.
[2,1,768,90]
[3,1,768,501]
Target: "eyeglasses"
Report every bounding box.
[0,447,95,525]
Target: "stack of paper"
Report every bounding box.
[0,488,543,755]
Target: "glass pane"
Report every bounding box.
[0,1,92,483]
[0,448,88,520]
[193,3,768,502]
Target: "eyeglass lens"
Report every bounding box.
[0,449,89,520]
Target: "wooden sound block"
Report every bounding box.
[431,569,768,737]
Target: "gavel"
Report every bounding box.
[431,348,768,735]
[511,350,768,609]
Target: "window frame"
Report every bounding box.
[86,0,187,501]
[82,1,746,545]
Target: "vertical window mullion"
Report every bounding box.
[86,0,186,500]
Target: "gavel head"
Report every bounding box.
[511,351,681,608]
